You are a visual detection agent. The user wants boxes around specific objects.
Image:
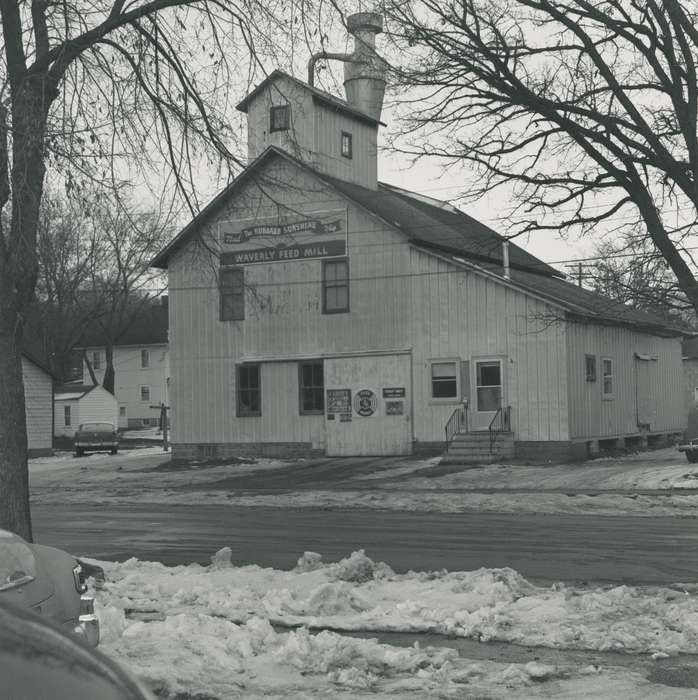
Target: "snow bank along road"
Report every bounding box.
[90,548,698,699]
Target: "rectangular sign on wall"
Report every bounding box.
[219,209,348,265]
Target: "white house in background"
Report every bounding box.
[53,384,119,437]
[22,351,54,456]
[79,301,169,429]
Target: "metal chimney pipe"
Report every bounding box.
[502,241,511,280]
[343,12,386,121]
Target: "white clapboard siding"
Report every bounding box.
[566,323,684,439]
[21,357,53,451]
[78,387,120,429]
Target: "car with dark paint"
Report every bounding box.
[75,421,119,456]
[0,598,153,700]
[0,529,99,647]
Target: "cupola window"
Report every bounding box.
[341,131,353,159]
[270,104,290,132]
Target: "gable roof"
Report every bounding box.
[236,69,385,127]
[54,384,98,400]
[150,146,682,336]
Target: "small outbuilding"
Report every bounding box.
[53,384,119,438]
[22,351,54,457]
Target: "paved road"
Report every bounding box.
[32,503,698,585]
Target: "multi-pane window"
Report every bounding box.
[299,361,324,414]
[322,259,349,314]
[341,131,353,159]
[119,406,126,417]
[237,364,261,416]
[431,362,458,399]
[141,348,150,368]
[585,354,597,382]
[220,268,245,321]
[64,405,71,427]
[92,351,101,370]
[602,358,613,398]
[270,104,290,132]
[141,385,150,402]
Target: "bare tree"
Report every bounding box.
[85,201,170,394]
[0,0,324,539]
[382,1,698,307]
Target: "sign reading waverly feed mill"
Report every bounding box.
[219,209,347,265]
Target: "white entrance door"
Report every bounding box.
[324,354,412,456]
[471,359,504,431]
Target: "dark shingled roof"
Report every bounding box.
[150,146,682,336]
[236,69,385,127]
[80,301,168,348]
[54,384,97,398]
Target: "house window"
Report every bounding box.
[270,104,290,132]
[92,351,101,370]
[585,354,597,382]
[141,385,150,402]
[237,364,261,416]
[64,405,71,426]
[142,418,151,427]
[299,361,324,414]
[322,259,349,314]
[341,131,353,159]
[141,349,150,368]
[602,358,613,398]
[220,268,245,321]
[431,361,458,399]
[119,406,126,417]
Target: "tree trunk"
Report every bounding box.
[102,343,115,394]
[83,348,98,385]
[0,308,33,541]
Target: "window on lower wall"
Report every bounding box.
[322,259,349,314]
[431,361,458,399]
[237,364,261,416]
[602,358,614,398]
[299,361,324,414]
[585,354,597,382]
[141,385,150,402]
[64,405,71,426]
[220,267,245,321]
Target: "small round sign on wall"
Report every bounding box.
[354,389,377,417]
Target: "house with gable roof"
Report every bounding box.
[151,12,685,462]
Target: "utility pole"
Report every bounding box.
[149,402,170,451]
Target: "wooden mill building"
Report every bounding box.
[152,13,685,462]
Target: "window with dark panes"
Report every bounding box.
[270,104,290,132]
[140,385,150,402]
[431,362,458,398]
[220,268,244,321]
[602,358,613,397]
[64,405,71,426]
[341,131,353,159]
[92,351,101,370]
[585,354,596,382]
[322,259,349,313]
[299,361,324,414]
[141,348,150,368]
[237,364,261,416]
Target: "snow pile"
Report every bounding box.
[90,551,698,699]
[93,550,698,657]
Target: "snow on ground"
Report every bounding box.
[91,549,698,699]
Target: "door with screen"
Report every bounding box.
[471,359,503,430]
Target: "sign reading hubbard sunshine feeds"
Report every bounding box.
[219,209,347,265]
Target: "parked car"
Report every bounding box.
[677,437,698,463]
[75,421,119,456]
[0,598,153,700]
[0,529,99,647]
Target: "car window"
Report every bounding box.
[78,423,114,432]
[0,541,37,591]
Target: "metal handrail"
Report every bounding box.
[489,405,511,453]
[445,404,468,451]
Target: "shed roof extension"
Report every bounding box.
[54,384,98,400]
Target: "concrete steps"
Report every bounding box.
[442,431,515,465]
